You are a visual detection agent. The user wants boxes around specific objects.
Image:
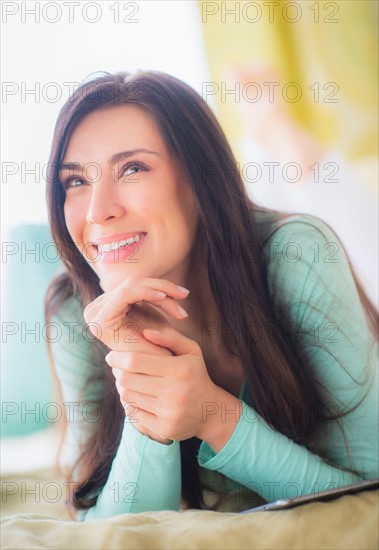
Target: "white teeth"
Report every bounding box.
[97,234,144,253]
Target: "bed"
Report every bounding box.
[1,463,378,549]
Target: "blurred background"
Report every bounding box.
[1,1,378,473]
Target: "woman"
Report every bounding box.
[45,71,378,521]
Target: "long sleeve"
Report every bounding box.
[50,297,181,520]
[81,421,181,520]
[198,214,378,502]
[50,298,104,473]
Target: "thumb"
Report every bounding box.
[143,326,201,357]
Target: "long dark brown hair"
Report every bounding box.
[45,71,378,513]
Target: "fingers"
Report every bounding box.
[142,295,188,320]
[127,407,159,434]
[85,286,167,326]
[112,370,164,396]
[132,278,190,298]
[143,326,201,357]
[106,350,174,377]
[84,277,190,325]
[120,389,160,416]
[117,389,169,442]
[114,376,160,419]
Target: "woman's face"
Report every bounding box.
[60,105,199,292]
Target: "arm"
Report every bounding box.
[50,297,103,479]
[197,215,378,502]
[51,297,181,520]
[81,422,180,521]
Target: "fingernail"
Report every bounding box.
[176,285,190,294]
[176,304,188,318]
[105,352,112,364]
[154,291,166,298]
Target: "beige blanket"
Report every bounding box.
[1,469,378,549]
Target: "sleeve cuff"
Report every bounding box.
[197,400,257,470]
[121,418,179,456]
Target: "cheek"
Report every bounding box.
[175,189,198,237]
[63,199,84,242]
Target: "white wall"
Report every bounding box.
[1,1,211,234]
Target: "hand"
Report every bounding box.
[105,325,237,444]
[115,303,179,443]
[83,276,189,351]
[84,277,190,443]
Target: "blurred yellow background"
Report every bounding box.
[197,0,378,191]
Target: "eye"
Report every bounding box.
[61,176,85,190]
[121,162,147,179]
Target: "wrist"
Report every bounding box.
[147,435,173,445]
[130,421,172,445]
[197,386,242,453]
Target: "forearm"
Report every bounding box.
[198,400,366,503]
[198,386,243,453]
[80,419,181,521]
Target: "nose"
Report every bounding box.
[85,177,125,225]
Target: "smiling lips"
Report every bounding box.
[92,232,147,262]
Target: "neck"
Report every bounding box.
[168,251,234,360]
[164,244,244,395]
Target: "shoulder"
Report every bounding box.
[255,211,353,304]
[51,294,89,351]
[254,208,343,251]
[257,209,376,389]
[255,210,374,345]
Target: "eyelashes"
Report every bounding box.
[61,176,85,190]
[60,161,148,189]
[120,161,147,179]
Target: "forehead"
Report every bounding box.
[63,105,163,161]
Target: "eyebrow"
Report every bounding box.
[59,148,161,172]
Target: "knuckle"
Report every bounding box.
[123,353,137,371]
[120,285,131,299]
[175,392,188,407]
[192,342,202,355]
[161,420,173,438]
[121,389,128,402]
[83,306,92,323]
[115,380,123,396]
[166,407,181,425]
[124,275,138,287]
[124,388,133,400]
[178,364,191,382]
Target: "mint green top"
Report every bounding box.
[51,212,378,521]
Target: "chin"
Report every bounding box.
[96,270,123,293]
[98,268,148,293]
